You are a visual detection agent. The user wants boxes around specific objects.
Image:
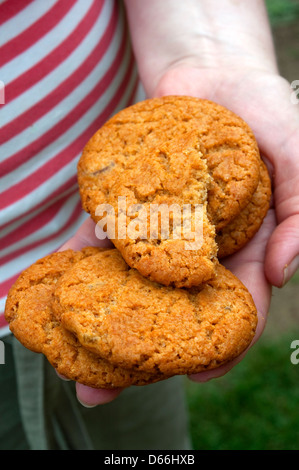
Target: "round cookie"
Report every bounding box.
[4,248,166,388]
[53,249,258,376]
[216,160,272,258]
[77,95,261,286]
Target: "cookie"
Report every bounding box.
[4,249,167,388]
[102,131,218,287]
[53,248,258,376]
[77,96,261,286]
[217,160,271,258]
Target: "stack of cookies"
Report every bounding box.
[5,96,271,389]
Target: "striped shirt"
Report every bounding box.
[0,0,142,336]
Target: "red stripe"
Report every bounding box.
[0,198,82,266]
[0,0,77,66]
[0,0,35,26]
[0,175,78,231]
[5,0,105,104]
[0,6,121,177]
[0,188,78,250]
[0,21,129,211]
[0,0,118,146]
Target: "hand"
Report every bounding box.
[57,217,124,407]
[154,65,299,381]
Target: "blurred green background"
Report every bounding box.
[185,0,299,450]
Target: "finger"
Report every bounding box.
[222,210,274,328]
[262,105,299,286]
[76,383,123,407]
[188,305,267,383]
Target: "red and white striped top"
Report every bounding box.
[0,0,141,336]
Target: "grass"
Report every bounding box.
[186,330,299,450]
[266,0,299,25]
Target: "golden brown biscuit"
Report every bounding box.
[77,96,261,286]
[4,249,167,388]
[53,249,258,376]
[216,160,272,258]
[102,131,218,287]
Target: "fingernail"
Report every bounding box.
[283,255,299,286]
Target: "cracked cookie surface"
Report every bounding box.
[53,248,258,375]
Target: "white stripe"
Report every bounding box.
[0,0,58,46]
[0,183,77,239]
[0,36,134,226]
[1,0,110,129]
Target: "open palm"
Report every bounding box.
[60,66,299,403]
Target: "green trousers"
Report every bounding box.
[0,335,192,450]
